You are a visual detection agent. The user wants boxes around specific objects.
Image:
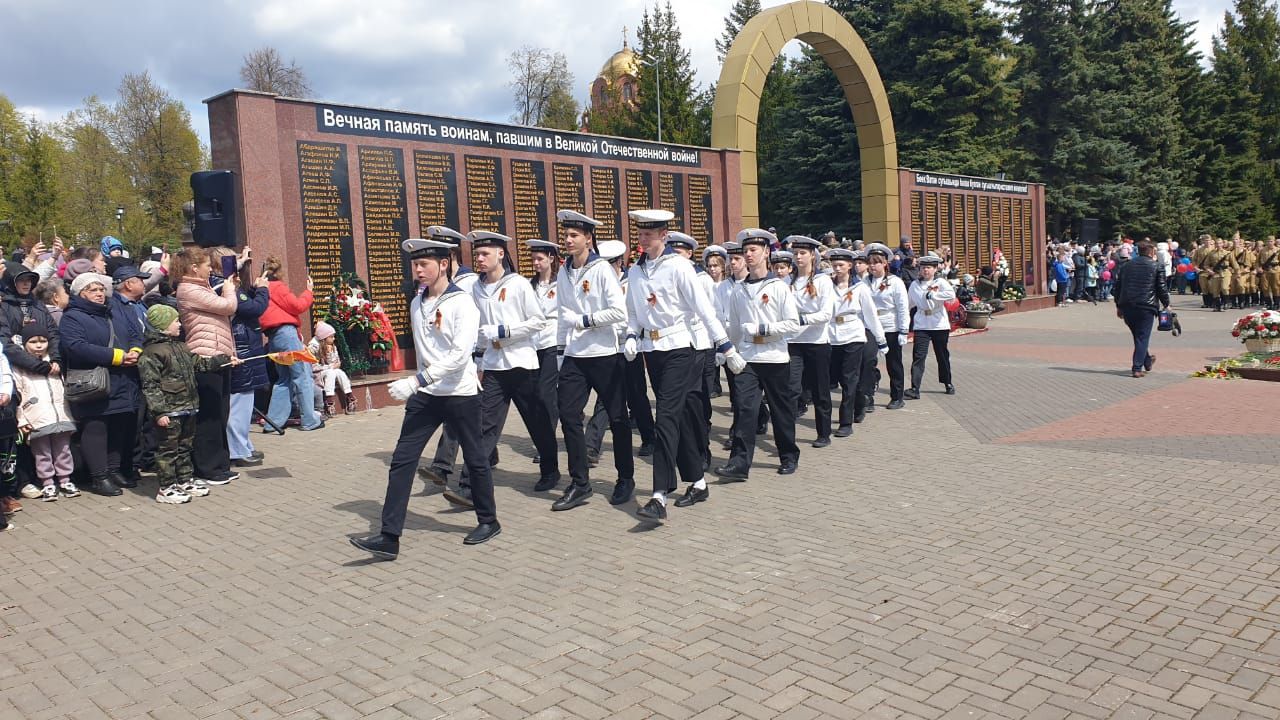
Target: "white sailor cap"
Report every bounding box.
[826,248,856,262]
[702,245,728,263]
[425,226,466,244]
[723,240,744,255]
[557,210,601,231]
[402,238,454,259]
[851,249,869,262]
[865,242,893,259]
[526,238,560,254]
[665,231,697,251]
[918,252,943,266]
[785,235,821,250]
[468,230,511,248]
[597,240,627,261]
[770,250,795,264]
[629,208,675,230]
[736,228,777,247]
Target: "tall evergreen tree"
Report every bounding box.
[12,119,61,238]
[0,95,25,246]
[1223,0,1280,228]
[716,0,763,62]
[634,2,702,145]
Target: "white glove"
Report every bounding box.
[388,376,420,402]
[714,352,726,367]
[877,344,888,359]
[479,324,501,343]
[623,336,638,362]
[741,323,759,337]
[724,349,747,374]
[898,334,909,347]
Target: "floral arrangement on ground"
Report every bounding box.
[964,300,994,313]
[1192,351,1280,379]
[1001,284,1026,301]
[318,272,396,374]
[1231,310,1280,342]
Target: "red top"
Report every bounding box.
[260,279,313,331]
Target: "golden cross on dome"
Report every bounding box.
[622,26,629,48]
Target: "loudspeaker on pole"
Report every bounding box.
[190,170,238,247]
[1080,218,1099,246]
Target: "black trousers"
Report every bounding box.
[910,329,952,388]
[559,354,633,487]
[193,369,231,479]
[480,368,560,482]
[382,392,495,536]
[586,355,656,453]
[788,343,832,439]
[700,349,717,421]
[831,338,875,426]
[535,347,560,428]
[883,332,906,402]
[644,348,705,493]
[727,361,798,470]
[78,411,138,479]
[430,391,503,479]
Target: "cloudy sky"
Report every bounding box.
[0,0,1232,147]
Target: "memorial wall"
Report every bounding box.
[206,90,741,338]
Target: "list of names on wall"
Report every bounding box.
[413,150,460,232]
[657,172,685,233]
[687,174,714,245]
[297,141,356,294]
[552,162,586,216]
[510,159,548,275]
[590,167,622,243]
[464,155,506,234]
[358,146,411,336]
[625,169,653,247]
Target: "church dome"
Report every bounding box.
[598,44,640,84]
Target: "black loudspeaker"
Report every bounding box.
[191,170,238,247]
[1080,218,1099,246]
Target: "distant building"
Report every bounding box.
[582,29,641,131]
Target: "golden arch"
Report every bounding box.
[711,0,899,242]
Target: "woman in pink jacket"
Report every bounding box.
[173,248,239,485]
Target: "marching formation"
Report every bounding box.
[351,212,959,560]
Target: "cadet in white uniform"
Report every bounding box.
[865,243,911,410]
[715,229,801,479]
[467,231,562,491]
[526,238,561,461]
[906,254,957,397]
[666,231,716,464]
[551,210,633,511]
[350,239,499,560]
[624,211,744,522]
[785,236,835,447]
[827,248,886,436]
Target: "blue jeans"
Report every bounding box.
[227,391,257,459]
[1121,307,1156,372]
[265,326,323,430]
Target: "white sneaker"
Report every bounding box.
[179,480,210,497]
[59,481,80,498]
[20,483,42,499]
[40,485,58,502]
[156,485,191,504]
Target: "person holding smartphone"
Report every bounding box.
[260,256,325,432]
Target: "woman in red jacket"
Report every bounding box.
[260,257,324,431]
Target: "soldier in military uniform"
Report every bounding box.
[1204,237,1238,312]
[1231,234,1255,308]
[1261,236,1280,310]
[1190,235,1213,307]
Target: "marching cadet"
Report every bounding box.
[666,231,716,466]
[714,228,801,480]
[865,243,910,408]
[551,210,634,511]
[1261,236,1280,310]
[527,239,561,461]
[1233,234,1256,308]
[350,239,499,560]
[785,235,835,448]
[1191,235,1212,307]
[703,244,729,398]
[624,210,745,522]
[827,248,886,436]
[467,231,561,493]
[905,254,957,398]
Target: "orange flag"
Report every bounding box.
[267,349,319,366]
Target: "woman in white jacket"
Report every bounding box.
[905,254,957,398]
[827,249,886,436]
[865,243,910,409]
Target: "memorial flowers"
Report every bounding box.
[1230,310,1280,341]
[317,272,396,374]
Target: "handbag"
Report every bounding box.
[1157,309,1181,336]
[65,318,116,404]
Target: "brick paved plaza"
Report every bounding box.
[4,295,1280,720]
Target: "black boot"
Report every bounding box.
[88,474,122,497]
[110,471,138,489]
[350,533,399,560]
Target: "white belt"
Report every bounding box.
[643,324,688,341]
[834,313,857,324]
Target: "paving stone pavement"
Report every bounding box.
[3,296,1280,719]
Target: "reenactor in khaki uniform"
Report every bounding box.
[1202,237,1237,312]
[1231,234,1255,308]
[1261,236,1280,310]
[1190,235,1213,307]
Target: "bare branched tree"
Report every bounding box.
[240,47,312,97]
[507,46,575,127]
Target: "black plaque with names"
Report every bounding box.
[590,167,622,243]
[510,159,548,275]
[464,155,506,234]
[552,162,586,214]
[297,141,356,295]
[414,150,460,232]
[657,172,685,233]
[688,174,714,245]
[358,146,411,337]
[625,169,653,247]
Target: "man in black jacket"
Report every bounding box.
[1112,240,1171,378]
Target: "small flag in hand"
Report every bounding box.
[267,349,319,366]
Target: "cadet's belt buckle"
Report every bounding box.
[835,316,845,324]
[924,310,933,316]
[491,340,502,349]
[649,329,661,341]
[752,334,766,344]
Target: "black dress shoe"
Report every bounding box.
[777,461,797,475]
[755,424,768,435]
[637,442,653,458]
[714,464,749,482]
[443,485,474,508]
[853,411,866,424]
[674,485,708,507]
[534,475,559,492]
[834,425,853,438]
[531,454,540,464]
[350,533,399,560]
[864,396,876,413]
[111,471,138,489]
[904,388,920,400]
[232,456,263,468]
[812,437,831,448]
[944,384,956,395]
[636,498,667,522]
[721,438,732,451]
[609,478,635,505]
[417,465,448,486]
[463,522,501,545]
[552,483,593,511]
[886,399,905,410]
[88,475,123,497]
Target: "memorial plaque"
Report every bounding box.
[657,172,685,233]
[590,166,622,243]
[297,141,356,294]
[552,162,586,215]
[687,174,714,244]
[511,159,548,275]
[358,146,411,337]
[625,169,653,247]
[465,155,506,234]
[414,150,460,232]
